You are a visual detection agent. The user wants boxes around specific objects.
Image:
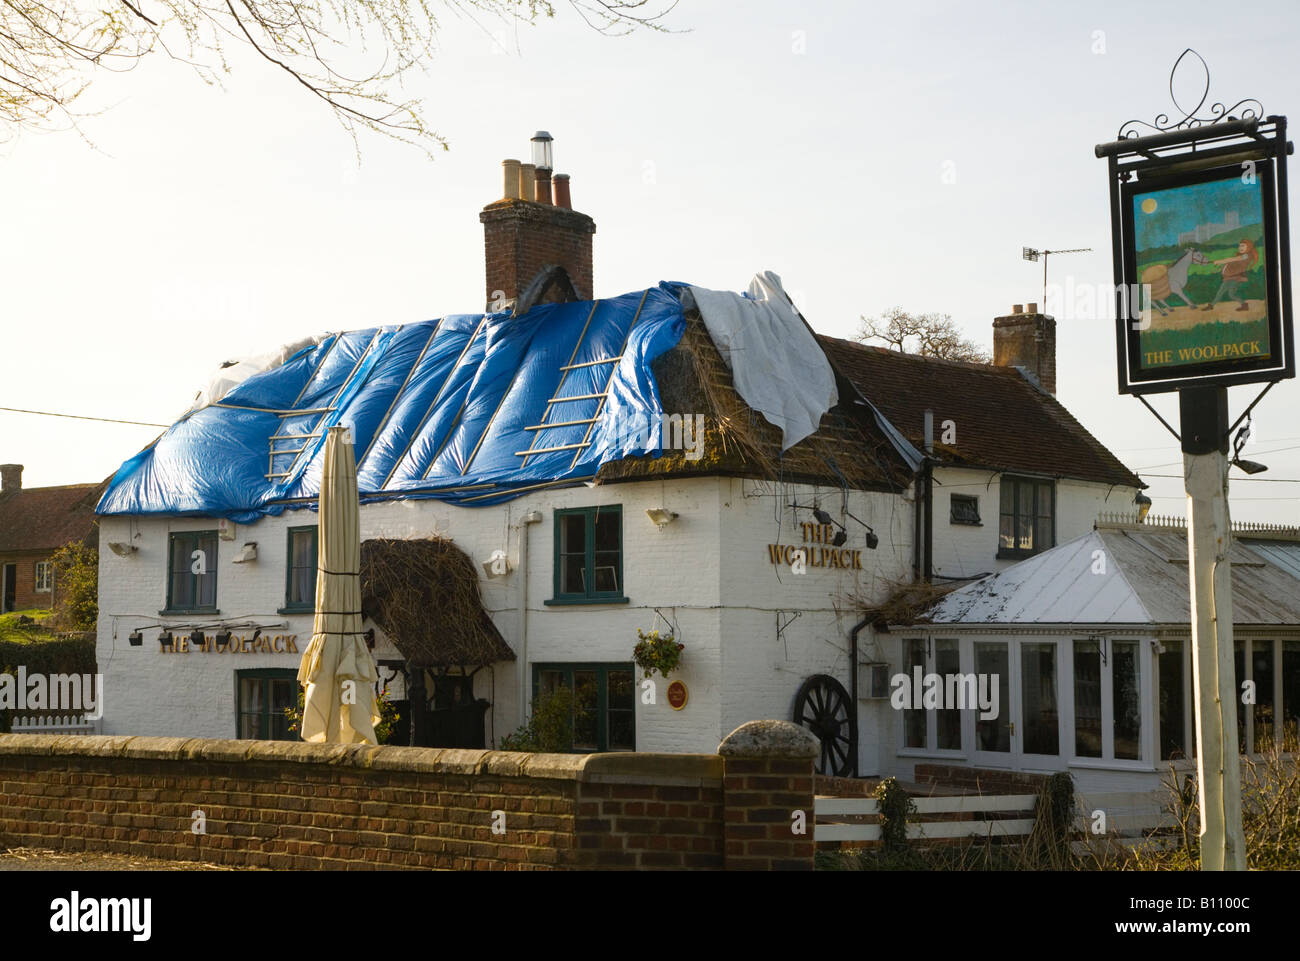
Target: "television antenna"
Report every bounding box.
[1021,246,1092,313]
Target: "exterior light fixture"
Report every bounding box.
[1233,458,1268,475]
[811,507,833,526]
[232,542,258,563]
[831,529,848,547]
[157,630,174,650]
[842,508,880,550]
[107,542,137,557]
[1135,491,1153,523]
[646,508,678,528]
[531,131,554,173]
[215,630,232,649]
[128,631,143,647]
[188,629,205,650]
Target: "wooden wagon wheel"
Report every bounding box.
[792,674,856,777]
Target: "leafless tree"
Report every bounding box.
[857,307,990,364]
[0,0,679,153]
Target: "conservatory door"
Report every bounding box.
[971,641,1013,767]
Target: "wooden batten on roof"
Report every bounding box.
[359,537,515,669]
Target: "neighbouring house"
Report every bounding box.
[92,139,1144,781]
[0,464,103,614]
[887,513,1300,797]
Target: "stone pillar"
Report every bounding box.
[718,720,818,870]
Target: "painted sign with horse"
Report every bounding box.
[1112,144,1293,394]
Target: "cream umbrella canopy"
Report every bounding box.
[297,425,379,744]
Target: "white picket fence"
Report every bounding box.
[8,714,98,735]
[814,789,1175,844]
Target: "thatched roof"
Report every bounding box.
[595,310,912,492]
[360,537,515,668]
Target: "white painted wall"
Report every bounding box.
[930,467,1140,580]
[95,475,914,758]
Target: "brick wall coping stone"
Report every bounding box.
[717,720,819,759]
[0,735,723,785]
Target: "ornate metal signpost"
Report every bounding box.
[1096,50,1296,871]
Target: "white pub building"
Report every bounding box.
[95,140,1158,792]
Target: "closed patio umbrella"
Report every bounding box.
[297,425,379,744]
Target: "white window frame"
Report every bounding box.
[896,635,968,759]
[34,561,52,593]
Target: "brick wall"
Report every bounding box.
[0,720,815,870]
[480,200,595,307]
[913,763,1048,795]
[0,551,54,613]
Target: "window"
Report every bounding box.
[1158,640,1188,760]
[950,494,981,526]
[548,506,627,605]
[998,476,1054,558]
[533,663,634,752]
[237,669,299,740]
[1233,638,1300,755]
[901,637,963,753]
[34,561,52,593]
[282,526,318,612]
[1072,637,1141,762]
[165,531,218,613]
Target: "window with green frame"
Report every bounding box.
[236,669,299,740]
[997,476,1055,559]
[547,505,628,605]
[164,530,218,614]
[533,663,635,752]
[281,526,318,612]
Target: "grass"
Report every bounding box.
[0,610,54,643]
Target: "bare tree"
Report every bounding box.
[0,0,679,153]
[857,307,990,364]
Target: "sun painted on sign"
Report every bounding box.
[1131,174,1270,370]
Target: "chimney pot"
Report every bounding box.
[1027,302,1038,314]
[535,167,553,206]
[519,163,537,203]
[502,159,522,201]
[554,173,572,210]
[0,464,22,493]
[1012,304,1023,314]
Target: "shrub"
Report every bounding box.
[498,685,589,753]
[48,542,98,633]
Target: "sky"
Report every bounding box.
[1135,178,1262,250]
[3,0,1300,523]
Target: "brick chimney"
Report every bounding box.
[0,464,22,492]
[993,304,1056,393]
[480,136,595,312]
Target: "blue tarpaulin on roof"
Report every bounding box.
[96,285,688,521]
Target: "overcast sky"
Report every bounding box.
[3,0,1299,522]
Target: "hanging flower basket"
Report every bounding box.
[633,628,684,679]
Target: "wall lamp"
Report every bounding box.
[646,508,679,529]
[1134,492,1153,523]
[107,542,137,557]
[188,629,205,650]
[789,503,848,546]
[157,630,173,649]
[842,509,879,551]
[128,630,143,647]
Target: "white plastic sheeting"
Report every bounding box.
[688,271,838,450]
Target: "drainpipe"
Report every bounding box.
[517,511,543,732]
[849,615,871,778]
[923,410,934,583]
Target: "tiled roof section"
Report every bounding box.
[817,336,1143,489]
[0,482,104,553]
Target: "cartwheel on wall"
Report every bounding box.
[0,720,817,870]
